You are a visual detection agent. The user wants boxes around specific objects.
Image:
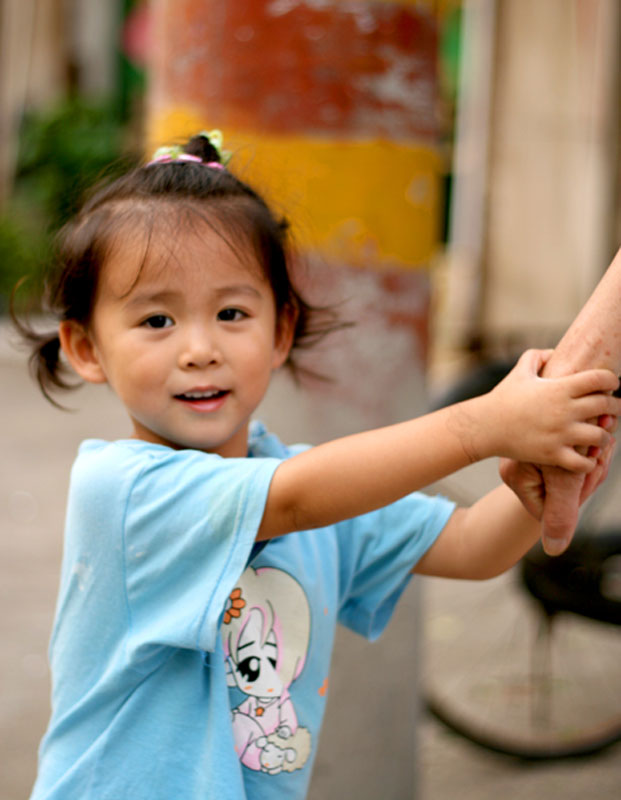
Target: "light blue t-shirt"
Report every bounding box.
[31,422,455,800]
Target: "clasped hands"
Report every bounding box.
[500,350,619,556]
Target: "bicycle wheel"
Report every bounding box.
[425,359,621,759]
[423,567,621,760]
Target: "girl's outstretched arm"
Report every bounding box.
[412,484,541,580]
[257,351,621,540]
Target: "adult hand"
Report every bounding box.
[534,248,621,553]
[500,415,616,550]
[540,423,617,554]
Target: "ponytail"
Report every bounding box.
[32,332,78,405]
[10,283,77,407]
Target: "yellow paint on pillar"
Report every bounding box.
[148,110,442,269]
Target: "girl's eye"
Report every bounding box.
[143,315,173,329]
[218,308,246,322]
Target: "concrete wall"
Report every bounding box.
[484,0,620,342]
[432,0,620,386]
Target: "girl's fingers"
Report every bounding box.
[513,348,554,377]
[567,368,620,397]
[579,441,616,503]
[558,448,598,473]
[569,421,613,450]
[602,395,621,416]
[599,414,618,433]
[534,349,555,372]
[572,393,621,420]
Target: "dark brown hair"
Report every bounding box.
[13,133,340,404]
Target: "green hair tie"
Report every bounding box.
[147,131,231,168]
[198,130,232,166]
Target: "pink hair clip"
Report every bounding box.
[145,148,225,170]
[146,149,200,167]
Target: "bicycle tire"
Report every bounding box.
[425,359,621,760]
[423,569,621,760]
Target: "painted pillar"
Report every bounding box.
[148,2,442,796]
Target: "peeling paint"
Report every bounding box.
[353,45,432,110]
[267,0,301,16]
[295,257,431,418]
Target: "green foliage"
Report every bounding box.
[1,97,136,311]
[0,215,47,313]
[15,97,131,230]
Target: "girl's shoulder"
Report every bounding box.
[69,424,310,495]
[71,439,223,496]
[76,438,193,472]
[78,438,178,462]
[247,420,311,459]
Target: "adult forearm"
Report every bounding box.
[539,247,621,555]
[543,247,621,377]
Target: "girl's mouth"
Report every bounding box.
[174,389,230,411]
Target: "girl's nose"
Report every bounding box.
[179,327,222,369]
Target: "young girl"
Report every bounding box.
[17,132,620,800]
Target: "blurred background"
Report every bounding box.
[1,1,620,798]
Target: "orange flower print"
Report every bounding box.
[223,587,246,624]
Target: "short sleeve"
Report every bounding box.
[336,492,455,640]
[121,447,281,655]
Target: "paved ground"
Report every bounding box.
[2,323,620,799]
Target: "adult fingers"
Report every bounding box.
[580,440,616,504]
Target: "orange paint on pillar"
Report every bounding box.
[150,0,439,141]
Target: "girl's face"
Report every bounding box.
[62,220,293,457]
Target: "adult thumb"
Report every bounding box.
[540,467,584,555]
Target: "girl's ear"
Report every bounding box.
[272,303,298,370]
[58,320,108,384]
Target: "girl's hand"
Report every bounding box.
[500,414,617,520]
[498,460,545,520]
[480,349,621,470]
